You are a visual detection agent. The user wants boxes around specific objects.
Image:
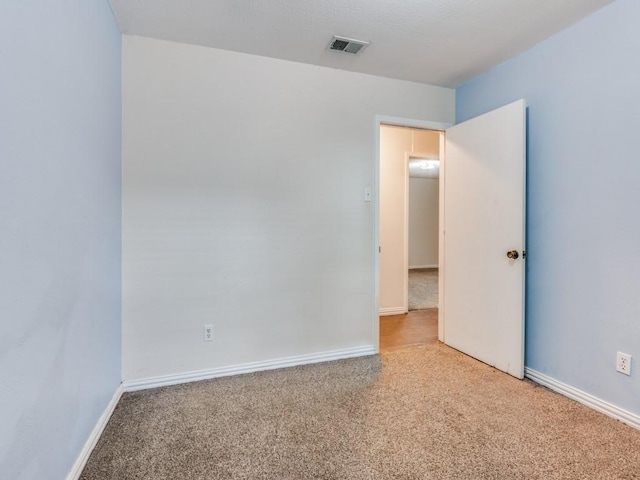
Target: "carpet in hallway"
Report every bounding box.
[409,268,438,310]
[81,345,640,479]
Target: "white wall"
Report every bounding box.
[122,35,454,381]
[0,2,122,478]
[379,126,412,314]
[412,129,440,158]
[409,178,439,268]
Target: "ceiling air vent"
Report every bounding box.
[328,36,369,55]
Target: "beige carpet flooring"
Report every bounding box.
[82,345,640,479]
[409,268,438,310]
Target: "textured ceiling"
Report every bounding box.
[109,0,614,88]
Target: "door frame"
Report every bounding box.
[373,115,451,352]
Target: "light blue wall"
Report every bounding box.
[457,0,639,416]
[0,1,121,478]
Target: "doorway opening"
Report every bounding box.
[407,153,440,311]
[375,101,526,378]
[376,121,446,353]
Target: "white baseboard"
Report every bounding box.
[123,345,377,392]
[379,307,407,316]
[409,264,438,269]
[66,384,124,480]
[525,368,640,431]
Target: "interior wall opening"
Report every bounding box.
[378,124,443,352]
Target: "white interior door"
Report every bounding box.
[442,99,526,378]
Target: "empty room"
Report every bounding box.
[2,1,640,479]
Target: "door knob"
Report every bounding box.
[506,250,519,259]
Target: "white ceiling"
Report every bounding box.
[109,0,614,88]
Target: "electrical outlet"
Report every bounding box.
[616,351,631,376]
[203,324,213,342]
